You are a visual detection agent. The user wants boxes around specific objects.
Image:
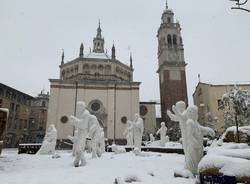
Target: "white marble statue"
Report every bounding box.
[123,120,134,146]
[156,122,168,147]
[99,128,106,154]
[68,101,90,167]
[37,124,57,155]
[68,129,78,156]
[111,144,126,154]
[149,133,155,142]
[168,103,215,176]
[185,106,204,175]
[88,115,102,158]
[133,114,144,152]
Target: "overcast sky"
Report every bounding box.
[0,0,250,104]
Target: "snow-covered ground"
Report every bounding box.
[199,141,250,178]
[0,149,194,184]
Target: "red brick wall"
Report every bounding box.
[160,69,188,127]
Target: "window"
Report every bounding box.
[140,105,148,116]
[91,102,101,112]
[42,101,46,107]
[218,99,224,110]
[173,35,177,45]
[167,35,172,46]
[167,17,171,23]
[10,103,15,111]
[121,116,127,124]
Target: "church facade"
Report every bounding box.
[47,23,140,143]
[157,2,188,139]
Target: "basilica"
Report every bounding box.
[47,22,140,143]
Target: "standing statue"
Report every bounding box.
[88,115,102,158]
[167,101,187,151]
[68,101,90,167]
[168,103,215,176]
[123,120,134,146]
[133,114,144,151]
[68,129,78,156]
[99,128,106,154]
[156,122,168,147]
[37,124,57,155]
[149,133,155,142]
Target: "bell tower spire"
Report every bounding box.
[93,20,105,53]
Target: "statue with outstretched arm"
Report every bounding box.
[68,101,90,167]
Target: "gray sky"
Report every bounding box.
[0,0,250,104]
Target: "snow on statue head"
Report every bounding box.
[186,105,198,121]
[176,101,186,114]
[76,101,86,116]
[134,113,140,121]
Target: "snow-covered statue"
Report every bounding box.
[123,120,134,146]
[156,122,168,147]
[68,101,90,167]
[111,144,126,154]
[68,129,78,156]
[149,134,155,142]
[167,101,187,149]
[99,128,106,154]
[169,104,215,177]
[183,106,203,175]
[133,114,144,151]
[88,115,102,158]
[37,124,57,155]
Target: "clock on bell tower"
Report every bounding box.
[157,1,188,140]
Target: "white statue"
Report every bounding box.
[156,122,168,147]
[149,134,155,142]
[111,144,126,154]
[88,115,102,158]
[123,120,134,146]
[99,128,106,154]
[68,101,90,167]
[68,129,78,156]
[167,101,187,151]
[185,106,204,175]
[133,114,144,151]
[168,103,215,176]
[37,124,57,155]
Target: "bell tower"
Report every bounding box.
[157,1,188,138]
[93,20,105,53]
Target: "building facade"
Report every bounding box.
[193,82,250,135]
[157,2,188,139]
[139,102,157,137]
[47,23,140,143]
[28,92,49,143]
[0,83,49,147]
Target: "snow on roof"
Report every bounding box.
[0,108,9,116]
[86,52,110,59]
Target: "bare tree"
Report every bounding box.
[230,0,250,12]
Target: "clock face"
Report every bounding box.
[168,52,177,61]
